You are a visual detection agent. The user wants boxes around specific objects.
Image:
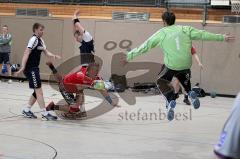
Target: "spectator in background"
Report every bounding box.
[0,25,12,83]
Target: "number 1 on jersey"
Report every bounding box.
[175,36,180,50]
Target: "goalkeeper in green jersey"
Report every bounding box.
[122,11,235,121]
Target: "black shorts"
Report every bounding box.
[158,65,191,93]
[80,53,95,65]
[0,53,10,64]
[24,67,41,89]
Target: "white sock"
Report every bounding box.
[23,104,31,112]
[80,105,86,112]
[41,108,49,116]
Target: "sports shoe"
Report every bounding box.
[73,111,87,119]
[42,113,58,121]
[62,111,87,120]
[22,110,37,119]
[167,100,176,121]
[189,91,200,109]
[79,111,87,118]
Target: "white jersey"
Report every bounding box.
[82,31,92,43]
[79,30,94,54]
[27,36,46,50]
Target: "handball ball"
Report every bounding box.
[104,81,114,90]
[94,80,105,90]
[210,92,217,98]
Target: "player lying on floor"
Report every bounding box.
[46,62,117,118]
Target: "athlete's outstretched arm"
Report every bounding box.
[97,89,117,106]
[43,50,61,60]
[183,26,235,42]
[127,30,163,62]
[73,9,85,35]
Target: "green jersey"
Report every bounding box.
[127,25,224,70]
[0,33,12,53]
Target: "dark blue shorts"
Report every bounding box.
[0,53,10,64]
[24,67,41,89]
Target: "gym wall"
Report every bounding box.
[0,16,239,95]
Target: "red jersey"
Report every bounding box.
[63,66,100,93]
[191,46,196,55]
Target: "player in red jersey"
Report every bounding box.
[46,62,117,118]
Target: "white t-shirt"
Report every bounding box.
[82,31,92,43]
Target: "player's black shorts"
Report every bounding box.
[158,65,191,93]
[24,67,41,89]
[0,53,10,64]
[80,53,95,65]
